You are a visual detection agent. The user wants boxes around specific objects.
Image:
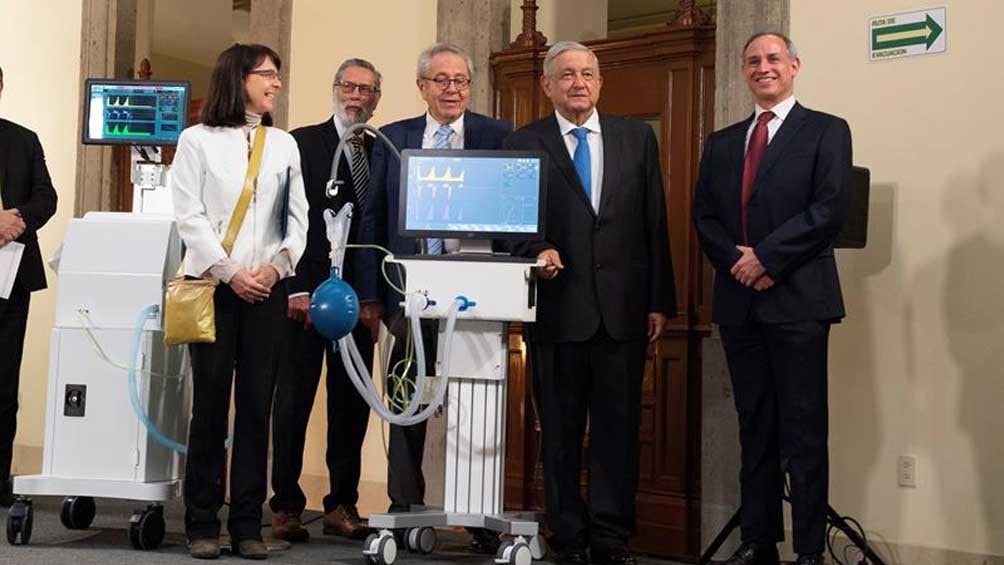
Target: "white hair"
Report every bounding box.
[543,41,599,77]
[416,43,473,79]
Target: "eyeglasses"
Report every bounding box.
[248,69,280,80]
[422,76,471,91]
[334,81,380,96]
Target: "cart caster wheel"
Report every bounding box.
[406,526,436,554]
[528,534,548,560]
[495,536,532,565]
[128,504,165,550]
[60,496,96,530]
[363,529,398,564]
[6,499,33,545]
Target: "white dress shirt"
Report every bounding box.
[170,124,309,281]
[745,95,796,151]
[422,112,465,150]
[555,109,604,212]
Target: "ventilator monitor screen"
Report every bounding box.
[82,79,190,146]
[399,149,547,241]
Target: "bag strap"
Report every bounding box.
[221,124,267,256]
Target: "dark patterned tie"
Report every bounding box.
[347,133,369,210]
[741,110,774,244]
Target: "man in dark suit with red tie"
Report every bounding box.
[0,65,58,506]
[693,33,852,565]
[505,41,676,565]
[269,58,383,542]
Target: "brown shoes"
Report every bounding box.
[235,539,269,560]
[270,510,310,542]
[322,504,369,539]
[189,538,221,559]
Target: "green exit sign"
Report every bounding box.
[870,7,946,61]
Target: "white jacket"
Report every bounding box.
[170,124,308,279]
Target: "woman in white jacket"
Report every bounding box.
[170,43,307,560]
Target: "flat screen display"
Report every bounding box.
[82,79,190,146]
[398,149,547,241]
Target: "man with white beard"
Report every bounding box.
[269,58,383,542]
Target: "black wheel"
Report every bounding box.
[407,526,436,554]
[6,500,32,545]
[60,496,96,530]
[128,505,165,550]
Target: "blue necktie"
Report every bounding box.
[426,125,453,255]
[571,127,591,203]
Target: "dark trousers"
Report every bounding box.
[0,283,29,483]
[530,324,647,553]
[385,311,437,512]
[270,313,373,515]
[184,284,286,542]
[719,319,830,555]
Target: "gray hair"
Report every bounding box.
[742,32,799,60]
[543,41,600,78]
[333,57,382,90]
[416,43,473,79]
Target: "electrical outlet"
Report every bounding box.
[898,455,917,488]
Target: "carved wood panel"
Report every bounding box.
[492,23,715,560]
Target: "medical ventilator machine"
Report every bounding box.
[308,123,548,565]
[6,79,192,549]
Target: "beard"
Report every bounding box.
[334,98,373,125]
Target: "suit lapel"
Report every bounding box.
[463,111,483,149]
[540,115,595,216]
[405,115,425,149]
[751,102,808,197]
[597,114,616,217]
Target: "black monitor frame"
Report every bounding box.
[81,78,191,147]
[398,149,548,242]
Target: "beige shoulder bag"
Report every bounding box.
[164,125,267,345]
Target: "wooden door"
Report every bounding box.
[492,23,716,560]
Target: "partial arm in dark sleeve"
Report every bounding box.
[642,127,676,317]
[364,137,392,304]
[285,132,314,295]
[692,132,743,274]
[754,118,852,279]
[18,132,58,234]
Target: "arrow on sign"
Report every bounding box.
[872,14,943,50]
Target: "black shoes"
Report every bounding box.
[795,554,825,565]
[469,528,502,554]
[591,547,637,565]
[724,541,781,565]
[552,548,589,564]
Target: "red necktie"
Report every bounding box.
[741,111,775,244]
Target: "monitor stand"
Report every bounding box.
[456,239,493,255]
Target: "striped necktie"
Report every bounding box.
[347,133,369,210]
[426,125,453,255]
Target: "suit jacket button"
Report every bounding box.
[595,264,601,270]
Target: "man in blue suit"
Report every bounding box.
[366,42,511,553]
[693,32,852,565]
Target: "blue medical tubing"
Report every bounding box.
[129,305,231,454]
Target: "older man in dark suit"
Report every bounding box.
[693,32,852,565]
[366,42,512,554]
[504,41,676,565]
[269,58,383,542]
[0,65,58,506]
